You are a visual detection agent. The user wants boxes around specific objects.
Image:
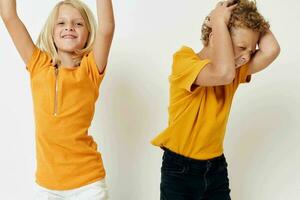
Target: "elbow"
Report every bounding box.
[266,44,281,61]
[215,65,236,84]
[99,22,115,36]
[0,10,18,21]
[221,71,236,84]
[267,42,281,59]
[274,44,281,58]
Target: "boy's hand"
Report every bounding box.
[205,0,237,27]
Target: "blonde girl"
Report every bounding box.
[0,0,114,199]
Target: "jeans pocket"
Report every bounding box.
[161,157,185,175]
[215,159,229,175]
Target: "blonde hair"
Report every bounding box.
[201,0,270,46]
[36,0,97,66]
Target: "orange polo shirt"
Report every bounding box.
[26,46,106,190]
[151,46,251,159]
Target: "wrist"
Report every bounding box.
[211,18,228,27]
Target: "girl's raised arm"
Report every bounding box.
[0,0,35,65]
[93,0,115,74]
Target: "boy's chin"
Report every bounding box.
[235,62,247,69]
[235,63,242,69]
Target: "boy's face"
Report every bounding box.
[53,4,89,54]
[230,26,260,68]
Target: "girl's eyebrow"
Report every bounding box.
[57,17,84,21]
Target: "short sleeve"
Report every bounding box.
[234,63,252,86]
[26,46,52,75]
[81,51,106,88]
[169,46,210,92]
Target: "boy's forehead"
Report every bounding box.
[231,27,259,45]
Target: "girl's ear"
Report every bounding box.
[83,32,90,48]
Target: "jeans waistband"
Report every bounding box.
[161,147,225,165]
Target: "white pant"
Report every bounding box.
[34,179,109,200]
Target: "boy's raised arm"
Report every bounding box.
[194,1,238,87]
[248,30,280,75]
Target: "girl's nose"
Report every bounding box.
[65,27,74,31]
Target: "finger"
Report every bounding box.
[228,3,238,10]
[226,0,237,6]
[204,16,212,28]
[206,21,212,28]
[223,0,230,7]
[216,1,225,7]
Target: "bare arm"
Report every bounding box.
[93,0,115,74]
[194,1,237,87]
[248,30,280,75]
[0,0,35,65]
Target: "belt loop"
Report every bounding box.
[184,159,190,173]
[207,160,212,170]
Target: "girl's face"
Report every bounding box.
[53,4,89,54]
[230,27,260,68]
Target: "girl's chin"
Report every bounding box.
[57,47,80,53]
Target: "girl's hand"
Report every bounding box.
[206,0,237,27]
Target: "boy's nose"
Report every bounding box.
[241,54,250,64]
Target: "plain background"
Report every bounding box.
[0,0,299,199]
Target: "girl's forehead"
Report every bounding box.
[57,4,83,19]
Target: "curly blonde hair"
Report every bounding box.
[201,0,270,46]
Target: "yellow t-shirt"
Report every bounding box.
[26,46,106,190]
[151,46,251,160]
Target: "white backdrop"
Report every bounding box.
[0,0,299,199]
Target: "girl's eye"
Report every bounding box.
[58,22,64,25]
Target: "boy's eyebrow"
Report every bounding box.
[239,42,256,53]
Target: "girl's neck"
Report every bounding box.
[57,50,78,68]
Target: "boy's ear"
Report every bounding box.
[208,32,213,46]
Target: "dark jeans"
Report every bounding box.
[160,148,231,200]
